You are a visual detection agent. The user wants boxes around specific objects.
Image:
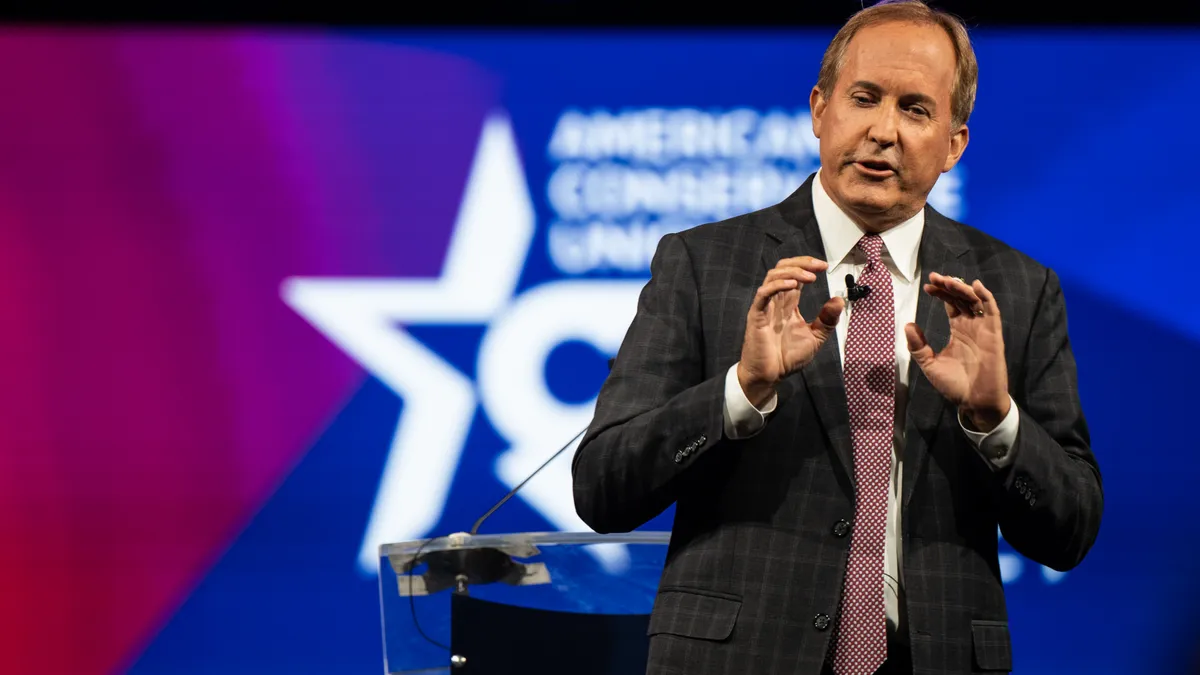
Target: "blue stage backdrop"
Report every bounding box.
[0,26,1194,675]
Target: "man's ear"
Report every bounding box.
[942,123,969,172]
[810,86,827,139]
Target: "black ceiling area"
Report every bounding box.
[2,0,1198,27]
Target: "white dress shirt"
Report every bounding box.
[721,170,1020,632]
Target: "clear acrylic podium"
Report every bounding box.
[378,531,670,674]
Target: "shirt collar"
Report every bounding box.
[811,170,924,283]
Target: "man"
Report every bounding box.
[570,1,1103,674]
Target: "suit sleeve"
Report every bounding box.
[571,232,728,534]
[991,267,1103,570]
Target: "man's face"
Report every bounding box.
[811,20,968,232]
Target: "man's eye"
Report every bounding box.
[852,95,873,106]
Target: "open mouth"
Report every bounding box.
[854,160,896,176]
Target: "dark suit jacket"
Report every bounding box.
[571,175,1103,674]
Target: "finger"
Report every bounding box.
[751,278,798,312]
[782,286,801,313]
[905,323,935,369]
[772,285,800,321]
[771,290,790,330]
[924,284,970,309]
[929,273,982,309]
[765,267,818,285]
[929,276,994,317]
[973,280,999,316]
[924,285,967,317]
[779,292,802,331]
[928,272,977,299]
[773,256,829,273]
[808,296,845,342]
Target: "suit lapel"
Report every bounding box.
[901,209,971,511]
[763,176,856,490]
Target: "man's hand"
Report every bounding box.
[737,257,845,407]
[905,272,1011,432]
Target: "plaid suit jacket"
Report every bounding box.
[571,174,1103,674]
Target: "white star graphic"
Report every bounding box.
[281,111,536,573]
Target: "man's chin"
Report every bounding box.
[842,189,897,215]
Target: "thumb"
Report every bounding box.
[808,296,844,343]
[905,322,935,369]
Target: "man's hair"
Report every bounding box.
[816,0,978,128]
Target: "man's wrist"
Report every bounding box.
[736,363,776,409]
[961,397,1012,434]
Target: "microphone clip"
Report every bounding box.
[845,273,871,302]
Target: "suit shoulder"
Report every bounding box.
[945,215,1050,279]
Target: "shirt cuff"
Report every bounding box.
[959,395,1020,469]
[723,363,778,439]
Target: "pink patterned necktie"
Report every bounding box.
[833,234,894,675]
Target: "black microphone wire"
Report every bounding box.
[405,534,451,653]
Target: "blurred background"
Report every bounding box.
[1,0,1199,673]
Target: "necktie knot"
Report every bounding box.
[856,234,885,265]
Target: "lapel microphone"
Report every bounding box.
[846,273,871,301]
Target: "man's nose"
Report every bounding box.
[867,105,899,147]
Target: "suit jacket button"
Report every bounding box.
[813,613,831,631]
[832,519,851,538]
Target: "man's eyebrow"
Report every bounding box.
[847,80,884,95]
[848,80,939,109]
[900,92,938,109]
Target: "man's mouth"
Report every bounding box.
[853,159,897,177]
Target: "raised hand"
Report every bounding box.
[904,272,1011,432]
[737,257,845,407]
